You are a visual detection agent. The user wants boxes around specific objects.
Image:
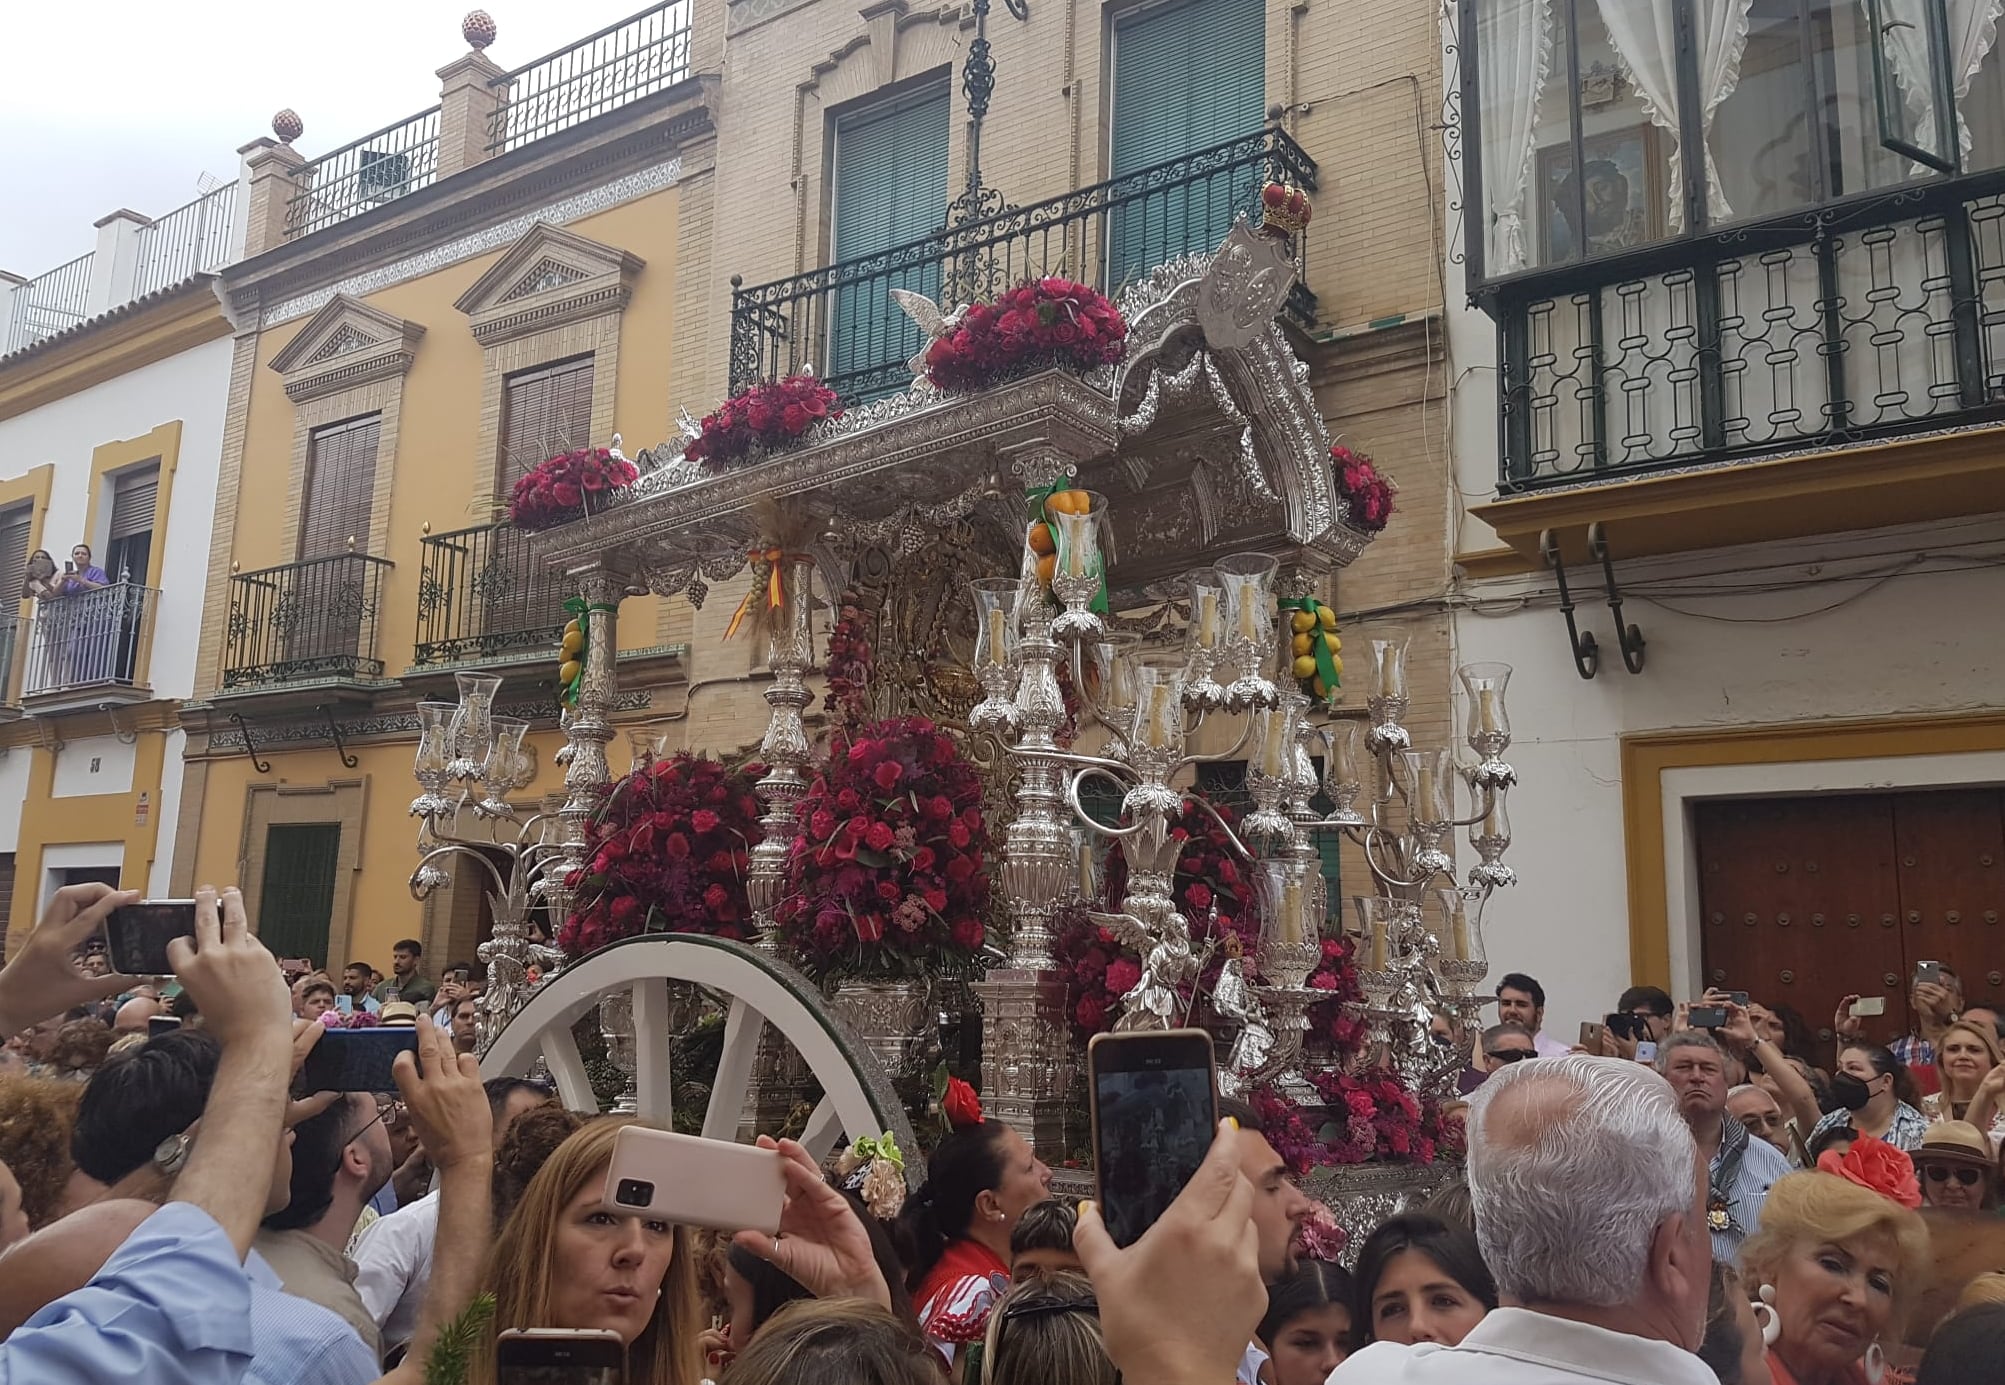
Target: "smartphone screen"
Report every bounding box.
[1635,1041,1659,1064]
[103,900,196,975]
[1688,1005,1728,1029]
[1851,996,1888,1018]
[147,1014,182,1038]
[497,1330,624,1385]
[1089,1029,1217,1249]
[297,1028,418,1093]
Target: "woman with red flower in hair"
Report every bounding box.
[894,1079,1051,1377]
[1739,1149,1929,1385]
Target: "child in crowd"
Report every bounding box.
[1009,1198,1083,1281]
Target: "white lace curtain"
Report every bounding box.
[1480,0,1555,273]
[1594,0,1755,229]
[1879,0,2005,161]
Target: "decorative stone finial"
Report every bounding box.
[272,109,304,144]
[462,10,497,49]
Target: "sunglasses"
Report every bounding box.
[1485,1047,1534,1064]
[1923,1164,1985,1187]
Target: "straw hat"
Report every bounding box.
[377,1000,419,1027]
[1915,1119,1995,1170]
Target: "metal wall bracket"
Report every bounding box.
[316,704,360,769]
[100,704,138,745]
[229,711,271,774]
[1539,529,1600,680]
[1586,522,1646,675]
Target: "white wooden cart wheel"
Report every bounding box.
[481,935,921,1175]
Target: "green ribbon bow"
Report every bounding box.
[560,597,619,708]
[1025,477,1108,615]
[1278,596,1340,700]
[852,1132,904,1171]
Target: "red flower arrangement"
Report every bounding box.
[508,447,639,531]
[1304,933,1369,1059]
[923,277,1128,393]
[558,753,764,954]
[1052,799,1259,1037]
[823,590,876,734]
[942,1076,984,1128]
[775,717,992,979]
[1305,1066,1460,1166]
[685,373,841,469]
[1330,444,1395,534]
[1818,1135,1922,1209]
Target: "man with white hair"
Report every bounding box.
[1331,1054,1716,1384]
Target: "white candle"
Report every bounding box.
[1369,917,1386,971]
[1141,683,1172,749]
[1065,522,1090,578]
[1257,710,1287,778]
[986,607,1008,666]
[1417,763,1437,818]
[1451,904,1471,962]
[1078,836,1095,899]
[1377,656,1396,700]
[1197,591,1220,649]
[1478,688,1500,734]
[1237,590,1261,642]
[1282,879,1304,945]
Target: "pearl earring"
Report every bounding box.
[1752,1284,1781,1348]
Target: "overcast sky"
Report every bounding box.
[1,0,658,276]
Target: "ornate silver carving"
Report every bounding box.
[1196,219,1300,352]
[748,557,816,949]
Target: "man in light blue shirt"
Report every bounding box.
[1658,1030,1790,1263]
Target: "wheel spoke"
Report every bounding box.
[538,1020,596,1112]
[631,977,674,1125]
[799,1094,842,1162]
[704,996,766,1141]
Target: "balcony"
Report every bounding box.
[1457,0,2005,562]
[412,523,571,669]
[22,582,159,712]
[222,553,392,694]
[728,127,1318,402]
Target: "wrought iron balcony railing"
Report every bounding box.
[1493,172,2005,493]
[487,0,693,155]
[5,252,94,355]
[285,107,443,242]
[134,182,239,297]
[728,127,1318,402]
[23,582,158,697]
[413,523,571,667]
[224,552,392,689]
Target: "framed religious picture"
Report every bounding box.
[1537,124,1669,262]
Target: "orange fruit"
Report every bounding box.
[1027,523,1056,556]
[1035,553,1058,587]
[1045,489,1089,516]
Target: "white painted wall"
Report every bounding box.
[0,331,231,867]
[150,727,187,897]
[1435,15,2005,1036]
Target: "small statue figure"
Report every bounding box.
[1211,936,1274,1096]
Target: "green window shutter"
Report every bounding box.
[829,86,952,396]
[260,823,342,965]
[1109,0,1267,284]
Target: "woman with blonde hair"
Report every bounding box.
[1740,1164,1930,1385]
[1922,1019,2005,1141]
[980,1272,1115,1385]
[721,1299,937,1385]
[478,1118,706,1385]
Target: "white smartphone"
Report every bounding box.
[1634,1040,1659,1064]
[497,1328,624,1385]
[599,1125,785,1236]
[1851,996,1888,1018]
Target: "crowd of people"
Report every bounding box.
[4,887,2005,1385]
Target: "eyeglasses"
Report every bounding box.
[1484,1047,1534,1064]
[1923,1164,1985,1187]
[372,1097,406,1129]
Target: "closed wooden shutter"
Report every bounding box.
[0,505,32,602]
[829,85,951,394]
[299,415,381,561]
[259,823,342,963]
[1109,0,1266,282]
[500,356,594,481]
[108,466,159,540]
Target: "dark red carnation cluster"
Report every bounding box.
[1053,799,1258,1037]
[558,753,763,954]
[508,447,638,532]
[1304,933,1368,1058]
[1305,1067,1461,1166]
[923,277,1128,392]
[685,373,841,469]
[775,717,991,978]
[822,591,876,735]
[1330,444,1395,534]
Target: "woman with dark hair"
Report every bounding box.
[1257,1260,1354,1385]
[1918,1302,2005,1384]
[894,1081,1051,1372]
[19,551,57,602]
[1697,1261,1767,1385]
[720,1299,939,1385]
[1808,1043,1929,1153]
[1350,1212,1497,1349]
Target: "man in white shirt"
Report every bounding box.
[352,1076,550,1350]
[1494,972,1572,1058]
[1331,1054,1717,1385]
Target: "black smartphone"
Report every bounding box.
[1726,990,1749,1008]
[496,1328,625,1385]
[1088,1028,1218,1249]
[147,1014,182,1038]
[297,1028,419,1093]
[103,900,196,975]
[1689,1005,1728,1029]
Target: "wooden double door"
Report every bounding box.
[1695,788,2005,1065]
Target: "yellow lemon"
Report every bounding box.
[564,618,581,638]
[1290,610,1317,634]
[1292,654,1317,680]
[1317,606,1337,630]
[1322,631,1341,653]
[561,630,584,658]
[1292,632,1313,656]
[1329,656,1343,679]
[558,659,582,687]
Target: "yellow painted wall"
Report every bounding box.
[14,733,171,918]
[193,183,686,966]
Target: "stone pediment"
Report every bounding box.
[267,294,425,403]
[454,222,643,346]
